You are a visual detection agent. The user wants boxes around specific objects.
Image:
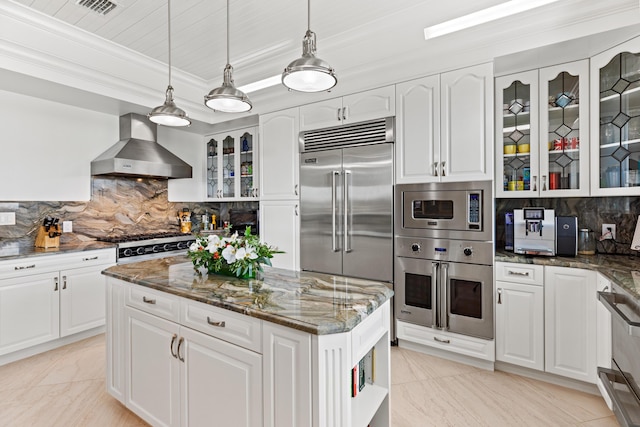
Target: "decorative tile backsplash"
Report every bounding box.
[496,196,640,255]
[0,177,257,247]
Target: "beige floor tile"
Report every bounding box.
[579,415,620,426]
[398,346,481,380]
[37,341,105,386]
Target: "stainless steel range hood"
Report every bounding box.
[91,113,192,179]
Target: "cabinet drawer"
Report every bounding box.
[0,248,116,280]
[495,262,544,285]
[351,300,389,365]
[181,299,262,353]
[125,285,180,322]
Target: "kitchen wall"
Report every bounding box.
[0,176,257,247]
[496,196,640,255]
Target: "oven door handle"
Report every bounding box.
[441,263,449,330]
[598,367,640,427]
[432,262,439,328]
[598,291,640,337]
[331,170,340,252]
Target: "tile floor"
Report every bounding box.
[0,334,617,426]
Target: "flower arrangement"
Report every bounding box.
[187,227,280,279]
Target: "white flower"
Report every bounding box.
[205,235,224,253]
[236,246,258,261]
[221,244,236,264]
[189,241,201,251]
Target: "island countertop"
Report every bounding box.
[102,255,393,335]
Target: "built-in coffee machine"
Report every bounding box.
[514,208,556,256]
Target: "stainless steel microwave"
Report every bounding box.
[395,181,493,241]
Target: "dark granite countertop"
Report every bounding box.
[102,255,393,336]
[0,241,116,261]
[496,250,640,299]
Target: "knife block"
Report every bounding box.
[35,225,61,248]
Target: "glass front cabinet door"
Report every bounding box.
[591,37,640,196]
[206,127,259,200]
[496,60,589,197]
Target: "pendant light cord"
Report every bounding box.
[167,0,172,86]
[307,0,311,31]
[226,0,230,65]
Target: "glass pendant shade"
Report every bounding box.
[282,30,336,92]
[204,64,252,113]
[148,0,191,127]
[149,85,191,127]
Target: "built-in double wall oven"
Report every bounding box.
[395,181,494,340]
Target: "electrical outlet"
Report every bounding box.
[0,212,16,225]
[62,221,73,233]
[602,223,616,240]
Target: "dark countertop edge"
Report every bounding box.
[102,269,393,335]
[495,251,640,299]
[0,241,117,261]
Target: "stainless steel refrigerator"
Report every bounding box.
[299,120,394,284]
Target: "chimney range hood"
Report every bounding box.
[91,113,192,179]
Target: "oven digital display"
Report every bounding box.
[412,200,454,220]
[524,208,545,220]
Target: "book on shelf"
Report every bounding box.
[351,347,376,397]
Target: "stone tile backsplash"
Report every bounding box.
[496,196,640,255]
[0,177,257,247]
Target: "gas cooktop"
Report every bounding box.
[97,231,191,244]
[97,231,196,263]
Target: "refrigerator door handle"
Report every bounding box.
[344,169,352,253]
[441,263,450,330]
[331,170,340,252]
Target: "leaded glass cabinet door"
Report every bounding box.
[206,136,220,198]
[239,129,259,199]
[495,70,539,197]
[539,60,589,197]
[221,134,236,198]
[591,38,640,196]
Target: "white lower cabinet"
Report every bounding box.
[495,281,544,371]
[544,266,597,383]
[0,249,115,359]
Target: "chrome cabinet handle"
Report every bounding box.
[542,175,547,192]
[331,170,340,252]
[14,264,36,271]
[441,161,446,177]
[170,334,178,358]
[142,296,156,304]
[434,162,439,177]
[344,170,352,253]
[62,276,67,290]
[295,204,298,216]
[497,288,502,304]
[82,256,98,261]
[507,270,529,277]
[342,106,348,121]
[177,337,185,362]
[294,184,298,196]
[54,276,59,291]
[206,317,226,327]
[434,337,450,344]
[532,175,538,192]
[337,108,341,121]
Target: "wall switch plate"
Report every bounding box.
[0,212,16,225]
[602,223,616,240]
[62,221,73,233]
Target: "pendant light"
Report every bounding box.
[204,0,252,113]
[148,0,191,127]
[282,0,337,93]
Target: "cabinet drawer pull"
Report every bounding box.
[177,337,185,362]
[142,296,156,304]
[14,264,36,271]
[82,256,99,261]
[434,337,450,344]
[206,317,226,327]
[170,334,178,358]
[507,270,529,277]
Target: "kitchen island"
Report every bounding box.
[103,255,393,427]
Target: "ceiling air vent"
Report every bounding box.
[76,0,118,16]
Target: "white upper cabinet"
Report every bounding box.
[396,63,493,184]
[299,86,395,131]
[259,108,300,201]
[164,127,206,203]
[590,35,640,196]
[205,127,259,201]
[496,60,589,197]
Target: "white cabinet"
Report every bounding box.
[495,263,544,371]
[259,200,299,271]
[0,248,115,358]
[259,108,300,200]
[299,86,395,131]
[395,63,493,183]
[496,60,589,197]
[544,266,597,383]
[596,273,612,370]
[590,35,640,196]
[0,272,59,355]
[164,127,207,202]
[206,127,259,201]
[106,278,125,404]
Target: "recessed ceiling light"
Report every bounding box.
[424,0,562,40]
